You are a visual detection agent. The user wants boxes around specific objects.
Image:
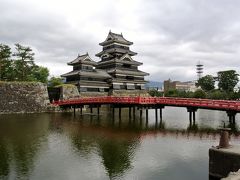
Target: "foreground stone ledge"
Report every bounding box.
[209,145,240,179]
[222,169,240,180]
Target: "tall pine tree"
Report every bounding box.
[0,44,12,81]
[13,43,35,81]
[217,70,239,92]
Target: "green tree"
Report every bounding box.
[217,70,239,92]
[48,76,63,87]
[196,75,215,91]
[0,44,13,81]
[165,89,178,97]
[148,89,163,97]
[29,66,49,83]
[238,88,240,99]
[207,90,227,100]
[13,43,35,81]
[193,89,206,98]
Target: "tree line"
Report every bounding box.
[149,70,240,100]
[194,70,239,99]
[0,43,49,83]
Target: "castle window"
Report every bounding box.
[126,76,134,80]
[126,84,135,90]
[113,84,121,89]
[140,85,145,90]
[123,64,131,68]
[80,87,87,92]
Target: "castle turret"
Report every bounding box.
[61,53,111,92]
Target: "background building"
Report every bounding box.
[164,79,198,92]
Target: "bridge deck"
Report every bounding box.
[52,97,240,112]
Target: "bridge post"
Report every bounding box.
[133,106,136,121]
[119,107,122,120]
[90,106,93,114]
[73,106,76,116]
[227,111,237,124]
[112,106,115,120]
[146,108,149,122]
[139,108,143,125]
[160,108,162,121]
[140,108,143,119]
[189,111,192,125]
[155,108,158,124]
[80,107,82,115]
[129,107,132,119]
[97,106,100,115]
[193,111,196,125]
[187,107,198,126]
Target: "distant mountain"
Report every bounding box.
[145,81,163,89]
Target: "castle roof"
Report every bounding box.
[107,68,149,76]
[68,53,97,66]
[96,48,137,57]
[61,69,111,78]
[99,31,133,46]
[97,54,142,66]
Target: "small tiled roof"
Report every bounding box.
[111,79,148,84]
[61,70,79,77]
[97,58,142,66]
[61,69,111,78]
[107,68,149,76]
[68,53,97,66]
[96,48,137,57]
[99,31,133,46]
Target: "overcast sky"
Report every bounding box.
[1,0,240,82]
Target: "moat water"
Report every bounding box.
[0,107,240,180]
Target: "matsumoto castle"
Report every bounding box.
[61,31,149,95]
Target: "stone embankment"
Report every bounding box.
[222,169,240,180]
[0,82,49,114]
[111,90,150,97]
[58,84,80,100]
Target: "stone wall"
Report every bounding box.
[0,82,49,114]
[79,92,108,97]
[110,90,150,97]
[59,85,80,100]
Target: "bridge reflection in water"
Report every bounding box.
[56,109,239,179]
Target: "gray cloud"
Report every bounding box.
[0,0,239,81]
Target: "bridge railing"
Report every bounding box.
[51,96,240,111]
[154,97,240,110]
[138,97,156,104]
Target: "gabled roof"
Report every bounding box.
[68,53,97,66]
[107,68,149,76]
[119,54,133,61]
[97,58,142,66]
[97,54,142,66]
[61,69,111,78]
[100,52,114,59]
[96,48,137,57]
[99,31,133,46]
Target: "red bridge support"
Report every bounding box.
[187,107,198,126]
[227,111,237,124]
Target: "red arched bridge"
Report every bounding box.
[52,96,240,124]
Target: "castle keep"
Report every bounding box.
[61,31,149,95]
